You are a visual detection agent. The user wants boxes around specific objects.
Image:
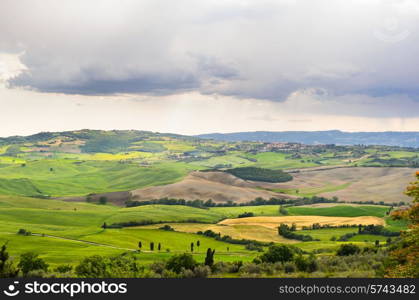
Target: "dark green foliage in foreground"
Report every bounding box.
[54,265,73,273]
[336,244,361,256]
[75,254,144,278]
[0,243,19,277]
[205,248,216,267]
[294,254,319,273]
[166,253,197,273]
[259,245,294,263]
[18,252,48,276]
[226,167,293,183]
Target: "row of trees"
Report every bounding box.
[138,240,201,253]
[277,224,318,242]
[125,195,341,209]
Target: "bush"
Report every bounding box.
[17,229,31,236]
[0,243,19,277]
[166,253,197,274]
[238,212,254,218]
[54,265,73,273]
[159,225,174,231]
[18,252,49,276]
[336,244,361,256]
[75,254,143,278]
[294,255,318,273]
[260,245,294,263]
[75,255,107,277]
[191,265,211,278]
[284,262,296,273]
[245,243,263,252]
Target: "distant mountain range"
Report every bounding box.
[196,130,419,147]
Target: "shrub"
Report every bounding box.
[17,229,31,236]
[18,252,49,276]
[284,262,296,273]
[159,225,174,231]
[166,253,197,274]
[260,245,294,263]
[54,265,73,273]
[192,265,211,278]
[245,243,263,252]
[75,255,107,277]
[336,244,361,256]
[238,212,254,218]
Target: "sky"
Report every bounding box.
[1,0,419,137]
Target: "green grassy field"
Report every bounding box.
[0,193,407,267]
[0,130,414,272]
[298,228,358,241]
[0,159,195,197]
[287,205,389,218]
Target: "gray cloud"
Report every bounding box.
[1,0,419,106]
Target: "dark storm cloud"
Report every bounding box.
[1,0,419,109]
[10,69,199,95]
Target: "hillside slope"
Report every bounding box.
[131,171,296,203]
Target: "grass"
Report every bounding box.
[385,217,409,232]
[0,159,192,197]
[287,205,389,218]
[299,228,358,241]
[105,205,223,225]
[0,186,408,267]
[209,205,280,218]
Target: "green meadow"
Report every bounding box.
[287,205,389,218]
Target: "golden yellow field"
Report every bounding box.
[139,223,295,243]
[218,215,385,229]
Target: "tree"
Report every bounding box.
[386,171,419,277]
[294,254,318,273]
[158,243,161,251]
[138,241,142,249]
[205,248,215,267]
[166,253,197,274]
[375,240,380,247]
[75,255,108,277]
[101,222,107,229]
[279,206,289,215]
[196,240,200,251]
[336,244,360,256]
[99,196,107,205]
[0,243,18,278]
[260,245,294,263]
[150,242,154,251]
[18,252,49,275]
[190,242,194,252]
